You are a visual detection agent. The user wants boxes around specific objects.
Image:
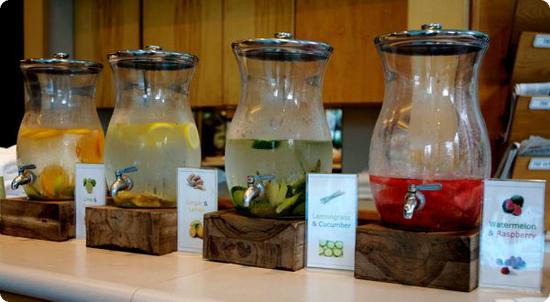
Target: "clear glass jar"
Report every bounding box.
[105,46,201,208]
[226,33,333,218]
[369,24,491,231]
[13,53,104,200]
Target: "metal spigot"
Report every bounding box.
[110,166,138,198]
[403,183,442,220]
[243,175,275,207]
[11,164,37,190]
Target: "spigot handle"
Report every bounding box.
[408,183,442,192]
[115,166,138,178]
[18,164,36,174]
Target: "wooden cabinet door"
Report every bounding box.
[296,0,407,105]
[142,0,223,107]
[74,0,140,108]
[222,0,295,106]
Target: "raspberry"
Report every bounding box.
[503,199,515,213]
[512,206,522,216]
[501,267,510,275]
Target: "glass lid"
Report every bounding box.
[108,45,199,70]
[232,32,333,61]
[375,23,490,55]
[20,52,103,74]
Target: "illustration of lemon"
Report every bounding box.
[182,123,200,149]
[39,165,71,198]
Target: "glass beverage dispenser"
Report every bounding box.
[226,33,333,218]
[369,24,491,231]
[105,46,201,208]
[12,53,104,200]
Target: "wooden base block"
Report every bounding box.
[86,206,177,255]
[0,198,75,241]
[203,210,305,271]
[355,223,479,292]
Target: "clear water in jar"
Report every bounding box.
[105,122,201,208]
[225,138,332,217]
[17,127,104,200]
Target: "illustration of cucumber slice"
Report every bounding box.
[335,241,343,249]
[333,249,343,257]
[326,241,335,249]
[323,248,333,257]
[319,247,325,256]
[319,240,327,247]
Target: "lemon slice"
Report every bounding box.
[148,122,175,132]
[182,123,200,149]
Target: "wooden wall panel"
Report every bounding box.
[24,0,48,58]
[471,0,518,170]
[143,0,223,107]
[222,0,295,106]
[408,0,469,29]
[74,0,140,108]
[296,0,407,105]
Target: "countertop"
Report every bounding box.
[0,235,548,302]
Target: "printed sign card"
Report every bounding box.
[479,179,546,291]
[75,164,106,239]
[177,168,218,253]
[306,173,357,270]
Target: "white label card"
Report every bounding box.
[75,164,106,239]
[177,168,218,253]
[533,34,550,48]
[529,97,550,110]
[479,179,546,291]
[306,173,357,270]
[528,158,550,170]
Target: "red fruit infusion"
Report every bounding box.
[370,175,483,231]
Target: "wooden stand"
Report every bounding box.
[355,223,479,292]
[85,206,177,255]
[203,210,305,271]
[0,198,75,241]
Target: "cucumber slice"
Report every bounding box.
[319,240,327,247]
[333,248,343,257]
[252,140,280,150]
[335,241,343,249]
[326,241,335,249]
[323,248,333,257]
[230,186,246,207]
[24,184,43,199]
[289,177,306,196]
[275,193,301,214]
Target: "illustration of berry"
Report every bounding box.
[512,206,522,216]
[496,258,503,266]
[502,199,515,213]
[501,267,510,275]
[511,195,524,207]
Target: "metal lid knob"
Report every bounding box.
[421,23,442,30]
[144,45,162,51]
[274,32,294,39]
[53,52,69,59]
